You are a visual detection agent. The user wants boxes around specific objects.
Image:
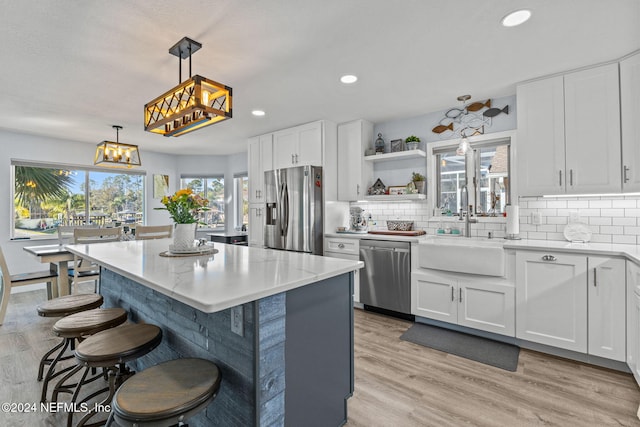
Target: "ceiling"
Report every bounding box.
[1,0,638,156]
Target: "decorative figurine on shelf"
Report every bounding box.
[368,178,386,195]
[374,133,385,154]
[405,135,421,150]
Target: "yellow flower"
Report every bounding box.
[175,188,192,197]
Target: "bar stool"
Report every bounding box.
[63,323,163,427]
[36,294,105,394]
[106,358,221,427]
[40,307,127,404]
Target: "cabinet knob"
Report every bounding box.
[542,254,557,262]
[338,243,345,249]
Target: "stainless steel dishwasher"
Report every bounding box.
[359,239,411,316]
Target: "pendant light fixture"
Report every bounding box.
[94,125,141,168]
[456,95,472,156]
[144,37,232,137]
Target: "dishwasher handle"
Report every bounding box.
[361,246,410,253]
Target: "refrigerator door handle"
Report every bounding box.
[278,182,285,237]
[282,182,290,238]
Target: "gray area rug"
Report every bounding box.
[400,323,520,371]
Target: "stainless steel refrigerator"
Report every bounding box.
[264,165,323,255]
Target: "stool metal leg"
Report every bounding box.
[40,338,77,403]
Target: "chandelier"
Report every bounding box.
[144,37,232,137]
[94,125,141,168]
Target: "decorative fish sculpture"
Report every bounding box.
[466,99,491,112]
[432,122,454,134]
[483,105,509,118]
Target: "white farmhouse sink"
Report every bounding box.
[418,237,505,276]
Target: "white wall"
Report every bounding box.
[0,129,247,275]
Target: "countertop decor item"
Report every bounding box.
[412,172,426,194]
[94,125,141,168]
[563,222,592,243]
[144,37,232,137]
[368,178,386,195]
[155,188,210,251]
[387,220,414,231]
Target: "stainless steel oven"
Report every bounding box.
[359,239,411,316]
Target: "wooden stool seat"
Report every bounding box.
[53,308,128,338]
[75,323,163,367]
[41,308,128,404]
[108,358,221,427]
[60,323,163,427]
[37,293,103,318]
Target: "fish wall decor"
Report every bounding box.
[430,95,509,140]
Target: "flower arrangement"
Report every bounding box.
[155,188,210,224]
[405,135,421,143]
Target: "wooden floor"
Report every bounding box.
[1,289,640,426]
[348,309,640,427]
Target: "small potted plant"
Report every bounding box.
[405,135,421,150]
[411,172,426,194]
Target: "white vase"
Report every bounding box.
[173,223,197,250]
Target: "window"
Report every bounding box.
[234,174,248,230]
[12,162,144,239]
[435,140,510,215]
[180,176,225,229]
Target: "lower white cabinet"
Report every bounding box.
[412,270,515,336]
[516,251,588,352]
[248,204,264,247]
[627,262,640,382]
[516,251,626,360]
[324,237,360,303]
[588,256,626,361]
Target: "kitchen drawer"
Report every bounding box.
[325,238,359,256]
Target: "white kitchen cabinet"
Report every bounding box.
[248,204,264,247]
[273,121,323,170]
[324,237,360,303]
[621,52,640,192]
[337,120,373,201]
[516,76,565,196]
[564,63,621,194]
[517,63,621,196]
[627,261,640,383]
[587,256,626,361]
[515,251,587,352]
[412,270,515,336]
[248,134,273,204]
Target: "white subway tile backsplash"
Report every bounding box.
[589,200,612,208]
[613,199,637,208]
[625,209,640,218]
[577,208,601,217]
[567,200,590,209]
[613,235,637,244]
[624,226,640,235]
[546,200,567,209]
[589,217,612,226]
[547,217,568,225]
[600,209,625,217]
[528,201,547,209]
[613,217,637,226]
[528,231,547,240]
[599,226,624,235]
[590,234,613,243]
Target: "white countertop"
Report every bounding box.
[503,239,640,264]
[66,239,363,313]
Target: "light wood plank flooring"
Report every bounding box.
[348,308,640,427]
[1,289,639,426]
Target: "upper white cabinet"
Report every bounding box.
[248,134,273,204]
[588,256,626,362]
[515,251,588,352]
[517,63,621,196]
[273,121,323,170]
[337,120,373,201]
[621,52,640,192]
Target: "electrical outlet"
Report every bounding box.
[231,306,244,337]
[569,211,580,223]
[531,212,542,225]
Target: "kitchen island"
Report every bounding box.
[65,239,362,427]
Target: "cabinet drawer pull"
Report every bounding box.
[559,170,562,187]
[624,165,630,184]
[451,286,455,302]
[337,243,345,249]
[542,255,557,262]
[459,288,463,303]
[356,184,360,195]
[593,267,597,287]
[295,154,299,163]
[569,169,574,186]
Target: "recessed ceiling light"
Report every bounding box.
[501,9,531,27]
[251,110,266,117]
[340,74,358,84]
